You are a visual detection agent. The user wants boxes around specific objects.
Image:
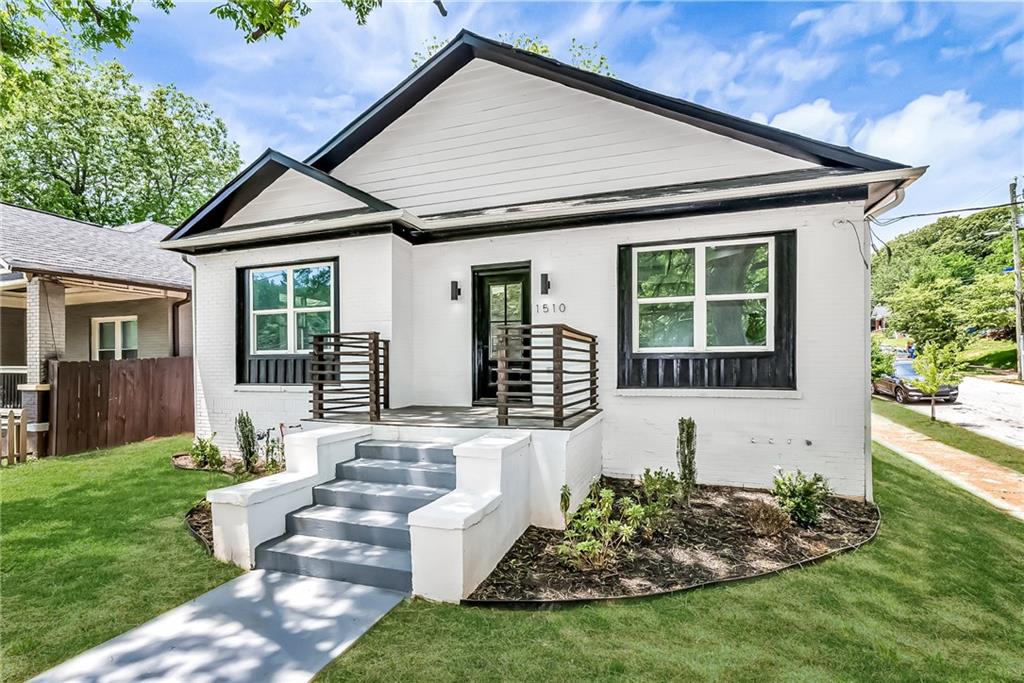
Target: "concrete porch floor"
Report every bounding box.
[310,404,600,430]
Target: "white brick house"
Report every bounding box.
[162,31,922,601]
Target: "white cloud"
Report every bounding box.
[768,99,854,145]
[894,5,941,42]
[791,2,905,46]
[868,59,902,78]
[853,91,1024,236]
[1004,38,1024,72]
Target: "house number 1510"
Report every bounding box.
[536,303,567,314]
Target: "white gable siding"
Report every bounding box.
[222,169,366,228]
[330,60,816,215]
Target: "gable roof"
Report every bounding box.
[166,149,398,242]
[0,204,190,290]
[305,30,908,175]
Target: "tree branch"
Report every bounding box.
[248,0,290,42]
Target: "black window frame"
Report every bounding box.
[617,230,796,390]
[236,256,340,385]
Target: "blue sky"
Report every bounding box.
[105,1,1024,236]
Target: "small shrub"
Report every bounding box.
[558,485,635,570]
[676,417,697,505]
[188,434,223,470]
[745,499,791,537]
[263,436,284,474]
[234,411,258,473]
[772,469,831,528]
[559,484,572,526]
[638,467,680,505]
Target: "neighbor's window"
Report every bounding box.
[249,262,334,354]
[91,316,139,360]
[632,237,773,352]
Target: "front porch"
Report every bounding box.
[307,404,599,430]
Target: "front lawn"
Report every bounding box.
[962,337,1017,372]
[0,437,242,683]
[872,396,1024,475]
[318,446,1024,681]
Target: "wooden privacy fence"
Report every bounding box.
[310,332,389,421]
[1,410,28,465]
[496,323,599,427]
[48,357,194,456]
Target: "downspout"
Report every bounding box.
[177,255,197,358]
[171,291,191,357]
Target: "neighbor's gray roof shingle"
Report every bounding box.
[0,204,190,290]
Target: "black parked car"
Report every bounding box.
[872,360,959,404]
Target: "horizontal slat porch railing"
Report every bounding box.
[0,367,27,409]
[310,333,389,422]
[496,323,598,427]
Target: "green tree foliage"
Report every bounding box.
[1,0,381,109]
[0,56,241,225]
[871,338,894,380]
[872,207,1016,340]
[412,33,614,76]
[911,343,966,421]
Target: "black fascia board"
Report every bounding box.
[305,29,907,174]
[167,149,395,242]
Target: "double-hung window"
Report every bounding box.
[632,236,774,353]
[92,316,139,360]
[249,262,334,354]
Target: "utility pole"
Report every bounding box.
[1010,179,1023,381]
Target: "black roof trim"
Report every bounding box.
[305,29,907,173]
[167,149,395,242]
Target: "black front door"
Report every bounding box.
[472,263,531,403]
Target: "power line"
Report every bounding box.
[869,200,1021,226]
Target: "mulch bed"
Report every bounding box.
[185,500,214,554]
[171,453,236,474]
[468,480,879,602]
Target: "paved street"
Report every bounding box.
[903,375,1024,449]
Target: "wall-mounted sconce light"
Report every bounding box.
[450,280,462,301]
[540,273,551,295]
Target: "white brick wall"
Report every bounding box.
[25,279,65,383]
[191,201,872,497]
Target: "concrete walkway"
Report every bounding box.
[873,414,1024,522]
[31,570,404,683]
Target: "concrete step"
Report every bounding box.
[355,440,456,465]
[339,458,456,489]
[313,479,450,513]
[287,504,410,549]
[255,534,412,592]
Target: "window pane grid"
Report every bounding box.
[633,238,773,353]
[250,263,334,355]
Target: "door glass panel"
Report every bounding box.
[121,319,138,352]
[489,284,506,320]
[505,283,522,321]
[98,321,115,350]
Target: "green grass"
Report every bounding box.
[872,332,910,349]
[872,396,1024,475]
[962,337,1017,371]
[0,437,243,683]
[317,446,1024,682]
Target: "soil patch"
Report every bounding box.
[469,481,878,602]
[185,500,214,554]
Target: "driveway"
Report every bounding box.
[903,375,1024,449]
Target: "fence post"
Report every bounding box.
[18,414,26,462]
[5,411,14,465]
[552,325,564,428]
[497,327,509,426]
[368,332,380,422]
[312,336,324,419]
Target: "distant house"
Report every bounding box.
[0,203,192,416]
[871,305,890,332]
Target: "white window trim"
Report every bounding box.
[91,315,139,360]
[632,236,775,354]
[249,262,334,355]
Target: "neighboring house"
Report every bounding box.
[0,203,192,411]
[871,304,890,332]
[162,31,923,601]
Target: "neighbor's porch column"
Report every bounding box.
[25,277,65,383]
[21,278,65,455]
